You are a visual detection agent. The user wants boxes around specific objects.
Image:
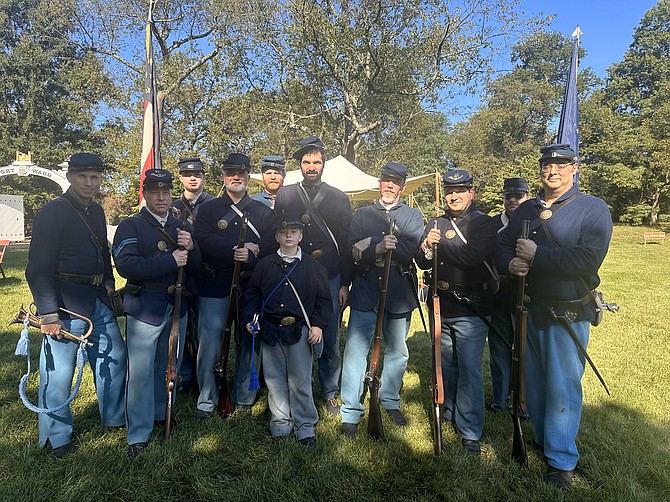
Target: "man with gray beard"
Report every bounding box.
[339,162,423,436]
[193,153,274,418]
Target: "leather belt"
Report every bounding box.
[436,281,488,293]
[265,315,298,326]
[527,293,592,310]
[127,282,179,295]
[54,272,104,286]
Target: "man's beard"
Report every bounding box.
[226,184,247,194]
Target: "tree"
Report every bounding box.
[0,0,113,233]
[584,1,670,224]
[219,0,539,164]
[448,30,598,213]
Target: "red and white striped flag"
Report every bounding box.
[139,1,162,203]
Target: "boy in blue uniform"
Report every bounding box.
[339,162,423,436]
[241,213,331,445]
[416,169,499,456]
[496,144,612,488]
[113,169,201,458]
[193,153,275,418]
[25,153,127,458]
[274,136,353,416]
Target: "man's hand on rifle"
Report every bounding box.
[244,242,259,257]
[515,237,536,263]
[308,326,322,345]
[423,226,441,250]
[375,234,397,255]
[508,257,529,277]
[172,249,188,267]
[176,229,194,251]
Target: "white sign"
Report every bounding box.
[0,161,70,193]
[0,194,24,241]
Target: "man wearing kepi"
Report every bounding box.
[241,213,331,446]
[339,162,423,437]
[172,156,215,395]
[252,155,286,209]
[488,177,529,413]
[496,144,612,488]
[25,153,126,458]
[194,153,274,418]
[415,169,498,456]
[274,136,353,416]
[113,169,201,458]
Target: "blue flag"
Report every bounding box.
[557,27,582,183]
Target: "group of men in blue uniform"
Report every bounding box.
[24,140,611,489]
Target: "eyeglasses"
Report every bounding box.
[540,162,574,173]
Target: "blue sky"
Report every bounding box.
[522,0,659,78]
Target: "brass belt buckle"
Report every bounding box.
[280,316,296,326]
[436,280,450,291]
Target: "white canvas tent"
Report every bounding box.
[250,155,433,201]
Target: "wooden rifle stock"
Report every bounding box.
[165,225,185,440]
[365,219,394,440]
[215,213,248,418]
[429,221,444,455]
[510,219,530,467]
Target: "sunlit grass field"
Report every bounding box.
[0,225,668,501]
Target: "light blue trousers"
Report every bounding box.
[125,306,186,444]
[441,315,488,441]
[340,308,411,424]
[526,312,588,471]
[196,296,260,412]
[317,275,342,400]
[262,328,318,440]
[38,299,126,448]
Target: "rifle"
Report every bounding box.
[510,219,530,467]
[429,221,444,455]
[164,228,185,440]
[214,213,248,418]
[363,219,394,440]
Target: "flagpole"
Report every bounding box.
[139,0,162,203]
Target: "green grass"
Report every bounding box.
[0,225,668,501]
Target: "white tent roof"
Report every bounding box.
[250,155,433,201]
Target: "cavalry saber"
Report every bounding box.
[549,308,611,396]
